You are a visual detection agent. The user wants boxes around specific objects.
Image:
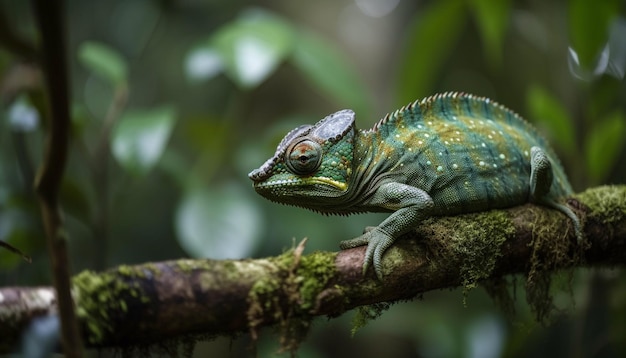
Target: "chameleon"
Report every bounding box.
[248,92,582,279]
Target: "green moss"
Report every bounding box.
[116,264,134,277]
[73,271,127,344]
[351,302,391,336]
[435,196,591,322]
[577,185,626,225]
[296,251,338,310]
[221,261,239,279]
[248,274,281,314]
[246,252,290,335]
[174,259,204,273]
[73,269,150,345]
[246,242,341,353]
[442,210,514,301]
[348,210,515,333]
[524,203,582,324]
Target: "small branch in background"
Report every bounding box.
[91,84,129,271]
[31,0,83,356]
[0,240,32,262]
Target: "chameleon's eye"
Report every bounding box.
[285,139,322,175]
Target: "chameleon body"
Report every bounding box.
[249,92,582,279]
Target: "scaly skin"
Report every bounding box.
[249,92,582,279]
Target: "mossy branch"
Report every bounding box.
[0,186,625,352]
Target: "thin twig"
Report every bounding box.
[32,0,83,356]
[91,84,129,270]
[0,240,32,262]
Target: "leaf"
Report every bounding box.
[112,106,176,175]
[468,0,510,68]
[183,118,232,177]
[175,184,263,259]
[568,0,620,71]
[526,85,576,155]
[395,0,467,105]
[186,9,294,88]
[184,48,224,82]
[291,30,370,114]
[585,111,626,183]
[183,117,231,155]
[78,41,128,86]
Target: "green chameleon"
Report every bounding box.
[249,92,582,279]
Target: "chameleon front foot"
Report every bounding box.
[340,227,395,280]
[339,226,377,249]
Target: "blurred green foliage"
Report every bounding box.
[396,0,467,105]
[111,106,176,175]
[78,41,128,86]
[569,0,620,70]
[526,84,576,155]
[468,0,510,67]
[0,0,625,357]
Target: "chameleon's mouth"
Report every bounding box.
[305,177,348,191]
[253,176,348,192]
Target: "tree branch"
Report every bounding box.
[31,0,83,356]
[0,186,625,352]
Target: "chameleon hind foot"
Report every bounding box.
[529,146,583,242]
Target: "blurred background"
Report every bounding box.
[1,0,625,356]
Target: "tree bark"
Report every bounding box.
[0,185,625,353]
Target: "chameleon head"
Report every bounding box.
[248,110,356,208]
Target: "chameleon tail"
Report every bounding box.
[543,200,583,243]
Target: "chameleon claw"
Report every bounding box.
[359,227,395,280]
[372,244,385,280]
[362,244,373,276]
[361,239,384,279]
[341,230,386,279]
[339,235,370,250]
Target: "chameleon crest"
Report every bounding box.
[249,92,582,279]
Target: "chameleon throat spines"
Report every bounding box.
[249,92,581,278]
